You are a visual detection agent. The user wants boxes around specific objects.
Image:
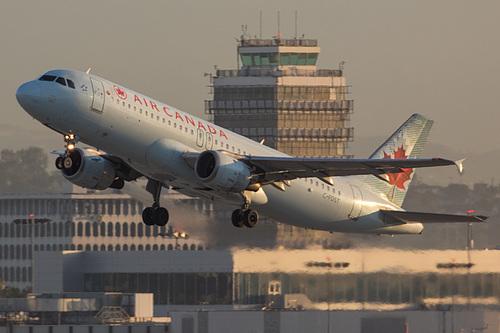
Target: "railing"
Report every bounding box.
[278,127,354,139]
[216,68,343,78]
[239,38,318,47]
[205,100,353,113]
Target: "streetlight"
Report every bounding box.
[158,228,189,250]
[13,215,52,292]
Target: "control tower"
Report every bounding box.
[206,35,354,158]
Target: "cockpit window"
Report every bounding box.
[39,75,57,82]
[38,74,76,89]
[56,77,66,86]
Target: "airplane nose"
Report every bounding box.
[16,81,41,110]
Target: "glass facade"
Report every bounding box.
[83,271,500,307]
[240,53,318,66]
[84,272,233,305]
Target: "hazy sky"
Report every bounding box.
[3,1,499,172]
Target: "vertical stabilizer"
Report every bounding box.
[364,114,433,206]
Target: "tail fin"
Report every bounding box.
[364,113,433,206]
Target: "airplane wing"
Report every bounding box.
[380,210,488,224]
[239,156,456,184]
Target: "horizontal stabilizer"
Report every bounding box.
[380,210,488,224]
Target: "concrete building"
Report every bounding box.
[34,248,500,314]
[206,36,354,158]
[0,192,207,292]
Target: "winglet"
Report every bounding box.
[455,158,466,175]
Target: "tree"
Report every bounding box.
[0,147,62,194]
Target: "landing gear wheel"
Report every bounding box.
[142,207,155,226]
[63,156,73,169]
[243,209,259,228]
[231,209,244,228]
[55,156,64,170]
[152,207,169,226]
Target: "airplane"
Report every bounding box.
[15,69,487,234]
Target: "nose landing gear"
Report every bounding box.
[55,134,80,172]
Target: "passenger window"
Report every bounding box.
[67,79,75,89]
[39,75,57,82]
[179,125,183,130]
[56,77,66,86]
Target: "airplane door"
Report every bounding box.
[196,128,204,147]
[349,185,363,220]
[90,78,105,113]
[205,132,214,150]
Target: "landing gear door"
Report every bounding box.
[349,185,363,220]
[90,78,105,113]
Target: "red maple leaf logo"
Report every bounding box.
[383,145,413,190]
[113,85,127,99]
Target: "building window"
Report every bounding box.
[108,222,113,237]
[93,222,99,237]
[123,223,129,237]
[115,223,121,237]
[130,222,136,237]
[138,223,144,237]
[85,222,91,237]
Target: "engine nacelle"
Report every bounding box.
[59,148,116,190]
[195,150,251,192]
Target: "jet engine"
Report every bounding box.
[56,148,117,190]
[194,150,252,192]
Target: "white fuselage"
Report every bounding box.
[17,69,423,234]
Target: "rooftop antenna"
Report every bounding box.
[260,11,262,40]
[295,11,298,39]
[277,11,280,38]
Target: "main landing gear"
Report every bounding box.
[142,179,169,226]
[231,208,259,228]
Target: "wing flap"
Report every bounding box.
[380,210,488,224]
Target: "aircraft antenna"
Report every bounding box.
[86,68,91,74]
